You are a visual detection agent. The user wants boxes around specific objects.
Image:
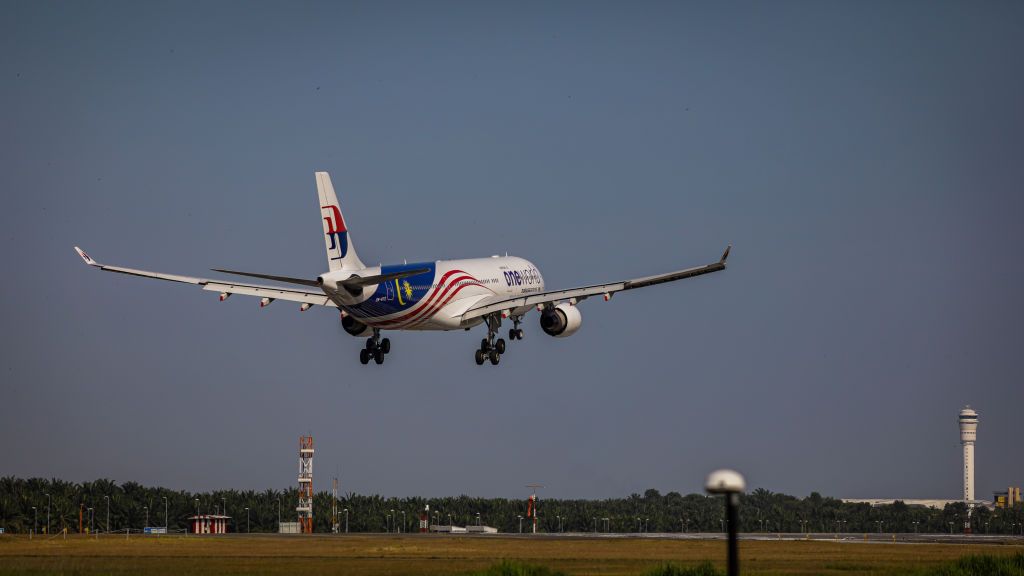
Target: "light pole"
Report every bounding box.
[221,498,226,526]
[163,497,168,530]
[344,508,348,533]
[45,493,50,535]
[390,509,395,533]
[913,521,919,534]
[89,507,94,533]
[402,511,406,534]
[706,469,746,576]
[32,506,37,535]
[592,517,596,533]
[477,512,481,527]
[144,506,149,529]
[245,508,250,533]
[557,515,562,533]
[949,521,954,534]
[194,498,199,535]
[277,498,281,532]
[518,515,523,533]
[104,496,110,534]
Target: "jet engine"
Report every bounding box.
[539,302,582,337]
[342,314,373,337]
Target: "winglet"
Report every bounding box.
[720,245,731,264]
[74,246,98,267]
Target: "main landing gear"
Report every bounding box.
[359,328,391,365]
[474,314,522,365]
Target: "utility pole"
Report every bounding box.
[706,469,746,576]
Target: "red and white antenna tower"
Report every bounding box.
[332,477,339,534]
[526,483,543,534]
[297,436,314,533]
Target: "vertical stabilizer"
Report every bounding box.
[316,172,364,271]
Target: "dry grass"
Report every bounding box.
[0,534,1021,576]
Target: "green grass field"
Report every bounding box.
[1,534,1022,576]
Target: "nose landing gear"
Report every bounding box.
[508,317,525,341]
[359,329,390,365]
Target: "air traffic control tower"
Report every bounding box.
[959,406,978,533]
[959,406,978,502]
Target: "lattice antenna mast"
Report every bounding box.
[332,477,339,534]
[297,436,314,533]
[526,483,544,534]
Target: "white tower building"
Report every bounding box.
[958,407,978,503]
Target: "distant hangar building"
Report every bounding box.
[993,487,1022,509]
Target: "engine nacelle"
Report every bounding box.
[539,302,582,338]
[341,314,373,337]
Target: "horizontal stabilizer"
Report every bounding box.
[340,267,431,289]
[211,268,321,287]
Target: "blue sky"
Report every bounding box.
[2,1,1022,500]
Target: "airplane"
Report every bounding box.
[75,172,729,366]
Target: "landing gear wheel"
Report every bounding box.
[496,338,506,354]
[489,350,501,365]
[365,337,377,351]
[359,349,370,364]
[516,328,524,340]
[508,328,517,341]
[380,338,391,354]
[374,348,385,364]
[480,338,491,352]
[475,349,486,365]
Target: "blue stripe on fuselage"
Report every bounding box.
[346,262,437,320]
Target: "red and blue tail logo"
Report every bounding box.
[321,205,348,259]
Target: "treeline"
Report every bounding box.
[1,477,1021,535]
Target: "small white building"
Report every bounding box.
[430,525,468,533]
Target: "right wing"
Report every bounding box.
[461,246,730,320]
[74,247,336,309]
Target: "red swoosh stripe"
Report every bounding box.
[402,279,490,329]
[369,269,475,327]
[379,274,480,328]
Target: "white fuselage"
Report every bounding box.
[320,256,544,330]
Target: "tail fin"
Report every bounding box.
[316,171,365,271]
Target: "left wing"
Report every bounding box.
[74,247,336,308]
[461,246,730,320]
